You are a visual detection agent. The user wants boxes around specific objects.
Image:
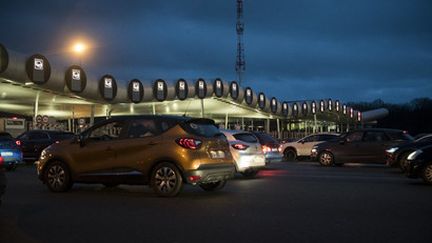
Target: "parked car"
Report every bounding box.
[405,144,432,184]
[36,116,235,197]
[0,136,24,171]
[386,134,432,171]
[251,132,283,163]
[221,129,266,177]
[311,128,413,166]
[0,132,13,139]
[281,133,339,161]
[0,156,6,206]
[17,130,75,161]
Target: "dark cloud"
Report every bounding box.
[1,0,431,103]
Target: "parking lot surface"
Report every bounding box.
[1,162,431,243]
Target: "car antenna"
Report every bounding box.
[183,100,192,117]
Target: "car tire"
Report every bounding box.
[319,151,334,166]
[199,180,227,192]
[150,162,183,197]
[421,163,432,185]
[44,161,73,193]
[241,170,259,178]
[284,149,297,162]
[398,152,410,172]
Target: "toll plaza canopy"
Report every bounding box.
[0,43,371,135]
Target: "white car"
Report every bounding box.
[281,133,339,161]
[221,130,266,177]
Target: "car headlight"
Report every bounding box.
[407,150,423,160]
[386,147,398,153]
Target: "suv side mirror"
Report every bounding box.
[300,140,305,144]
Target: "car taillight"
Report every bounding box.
[15,140,21,146]
[0,156,4,167]
[262,145,271,153]
[232,143,249,150]
[176,138,202,150]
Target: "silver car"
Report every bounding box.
[221,130,266,177]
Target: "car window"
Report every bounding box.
[233,133,258,143]
[29,132,49,140]
[128,119,160,138]
[387,131,413,141]
[346,132,363,142]
[50,133,75,140]
[303,135,317,143]
[88,121,126,141]
[181,120,220,138]
[363,132,389,142]
[319,134,338,141]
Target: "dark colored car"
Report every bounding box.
[311,128,413,166]
[386,134,432,171]
[0,132,13,139]
[0,136,24,170]
[252,132,283,163]
[36,115,235,197]
[0,156,6,206]
[405,144,432,184]
[17,130,75,161]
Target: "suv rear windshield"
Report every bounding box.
[254,133,278,144]
[233,133,258,143]
[181,119,220,138]
[387,132,414,141]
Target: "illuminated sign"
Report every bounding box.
[302,102,308,116]
[154,79,167,101]
[176,79,188,100]
[34,58,44,70]
[335,100,340,112]
[328,99,333,111]
[26,54,51,84]
[66,65,87,93]
[282,102,289,116]
[343,104,347,115]
[128,79,143,103]
[245,87,253,105]
[214,79,223,97]
[320,100,325,112]
[270,97,278,113]
[311,101,317,114]
[196,79,207,99]
[99,75,117,101]
[258,93,266,109]
[230,81,239,99]
[292,103,298,117]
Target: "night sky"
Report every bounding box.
[1,0,431,103]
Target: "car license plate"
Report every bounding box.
[271,148,278,152]
[1,152,13,157]
[210,150,225,159]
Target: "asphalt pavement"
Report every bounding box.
[1,161,431,243]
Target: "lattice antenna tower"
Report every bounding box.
[236,0,245,85]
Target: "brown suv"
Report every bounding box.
[36,115,235,197]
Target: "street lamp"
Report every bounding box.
[72,42,87,65]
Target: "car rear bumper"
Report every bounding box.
[186,163,235,184]
[265,152,283,163]
[234,154,266,172]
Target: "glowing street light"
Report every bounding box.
[72,42,86,54]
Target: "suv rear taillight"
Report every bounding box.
[176,138,202,150]
[232,143,249,150]
[0,156,4,167]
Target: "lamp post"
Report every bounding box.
[72,42,86,65]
